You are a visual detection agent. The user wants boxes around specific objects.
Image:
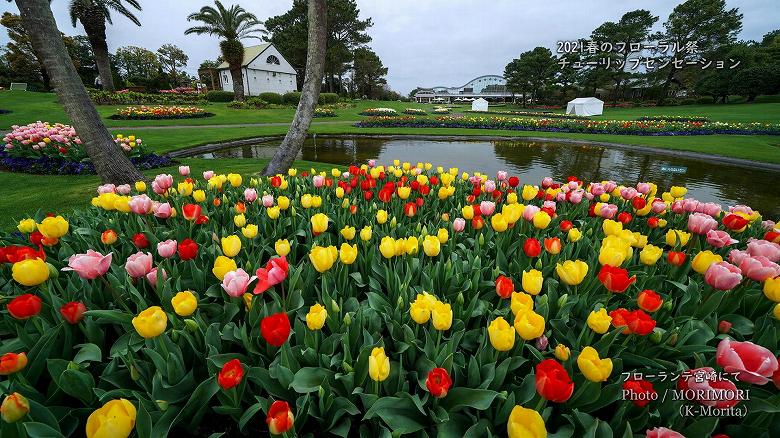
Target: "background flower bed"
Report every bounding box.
[359,108,399,117]
[108,106,215,120]
[0,163,778,437]
[313,107,337,118]
[0,150,171,175]
[637,116,711,123]
[356,116,780,136]
[466,110,585,120]
[88,90,207,106]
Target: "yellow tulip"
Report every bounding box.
[312,196,322,208]
[423,235,441,256]
[309,245,337,273]
[522,269,543,295]
[431,301,452,330]
[507,406,546,438]
[368,347,390,382]
[177,181,193,197]
[587,308,612,334]
[135,181,146,192]
[192,190,206,202]
[409,294,433,324]
[488,316,516,351]
[37,215,69,239]
[221,235,242,258]
[394,238,407,256]
[577,346,613,382]
[639,244,663,265]
[266,206,281,219]
[513,309,545,340]
[277,196,290,210]
[1,392,29,423]
[11,258,49,286]
[666,229,691,247]
[271,239,290,257]
[491,213,508,232]
[339,243,358,264]
[774,303,780,320]
[437,228,449,244]
[379,236,395,259]
[171,291,197,317]
[556,260,589,286]
[602,219,622,236]
[462,205,474,220]
[763,277,780,302]
[532,211,551,229]
[510,292,534,316]
[86,399,136,438]
[397,186,411,199]
[114,197,131,213]
[96,193,118,210]
[691,250,723,275]
[405,236,419,255]
[132,306,168,339]
[521,185,539,201]
[341,226,356,240]
[242,224,258,239]
[360,226,373,241]
[306,303,328,330]
[670,186,687,198]
[212,256,237,280]
[554,344,571,361]
[311,213,329,234]
[16,218,36,234]
[568,227,582,242]
[227,173,242,187]
[376,209,388,224]
[232,214,246,228]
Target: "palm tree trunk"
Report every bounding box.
[263,0,327,176]
[81,13,115,92]
[15,0,143,184]
[230,65,245,100]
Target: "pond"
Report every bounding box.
[189,137,780,219]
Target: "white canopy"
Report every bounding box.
[471,98,489,112]
[566,97,603,116]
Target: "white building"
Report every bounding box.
[217,43,297,96]
[414,75,513,103]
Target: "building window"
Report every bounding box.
[266,55,280,65]
[223,73,228,82]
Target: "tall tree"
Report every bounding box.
[504,47,557,105]
[114,45,161,82]
[351,47,387,99]
[12,0,143,183]
[68,0,142,92]
[1,12,49,88]
[263,0,327,176]
[185,0,265,101]
[68,35,99,86]
[590,10,657,101]
[654,0,742,103]
[265,0,372,92]
[157,43,189,86]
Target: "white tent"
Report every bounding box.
[471,98,489,112]
[566,97,603,116]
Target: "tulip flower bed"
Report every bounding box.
[109,106,215,120]
[466,110,585,119]
[403,109,427,115]
[1,122,170,175]
[88,90,206,106]
[2,163,780,438]
[637,116,710,123]
[313,107,337,118]
[355,116,780,136]
[359,108,399,117]
[433,107,451,115]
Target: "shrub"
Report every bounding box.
[205,90,235,102]
[283,91,302,105]
[259,92,283,104]
[229,98,268,110]
[88,90,206,105]
[318,93,340,105]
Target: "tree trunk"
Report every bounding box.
[16,0,143,184]
[263,0,327,176]
[81,12,115,92]
[230,65,245,100]
[658,67,675,105]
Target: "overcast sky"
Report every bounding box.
[1,0,777,94]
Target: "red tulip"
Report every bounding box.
[765,231,780,244]
[523,238,541,258]
[218,359,244,390]
[404,202,417,217]
[535,359,574,403]
[718,320,733,334]
[426,367,453,398]
[60,301,86,324]
[625,309,656,335]
[617,211,632,224]
[132,233,149,249]
[544,237,561,255]
[609,308,631,333]
[637,290,663,312]
[597,265,636,293]
[0,352,28,375]
[178,239,199,260]
[667,251,686,266]
[471,216,484,230]
[495,275,514,299]
[508,176,519,187]
[261,313,291,347]
[622,378,655,407]
[266,400,294,435]
[647,217,660,228]
[378,188,393,203]
[29,231,44,247]
[0,245,46,264]
[632,197,647,210]
[7,294,42,320]
[723,213,749,231]
[255,256,289,294]
[270,176,282,187]
[559,220,573,232]
[182,204,202,221]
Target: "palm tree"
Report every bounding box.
[185,0,264,101]
[13,0,144,184]
[263,0,327,175]
[68,0,142,92]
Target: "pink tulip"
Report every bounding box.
[313,175,325,188]
[157,240,178,258]
[729,204,755,216]
[697,202,722,218]
[706,230,737,248]
[125,252,153,278]
[62,250,112,280]
[761,220,776,231]
[496,171,507,181]
[716,338,779,385]
[222,268,256,297]
[543,200,556,212]
[116,184,131,195]
[738,256,780,282]
[687,212,718,235]
[680,367,739,408]
[556,192,566,202]
[651,200,667,213]
[522,205,540,221]
[367,159,376,167]
[682,198,699,213]
[569,190,584,204]
[244,188,258,203]
[479,201,495,216]
[584,192,594,201]
[746,239,780,262]
[254,256,289,294]
[728,249,750,266]
[453,218,466,232]
[589,183,605,196]
[603,181,617,193]
[636,182,651,194]
[154,202,173,219]
[145,267,167,289]
[97,184,116,194]
[178,165,190,176]
[598,203,617,219]
[154,174,173,190]
[262,194,274,207]
[671,200,684,214]
[484,180,496,193]
[567,181,578,191]
[541,177,554,189]
[620,187,637,200]
[645,427,685,438]
[704,262,743,290]
[128,195,153,215]
[203,170,215,180]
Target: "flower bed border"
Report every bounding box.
[108,112,216,120]
[0,151,172,175]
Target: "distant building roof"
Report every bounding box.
[217,43,271,69]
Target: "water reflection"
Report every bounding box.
[192,137,780,219]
